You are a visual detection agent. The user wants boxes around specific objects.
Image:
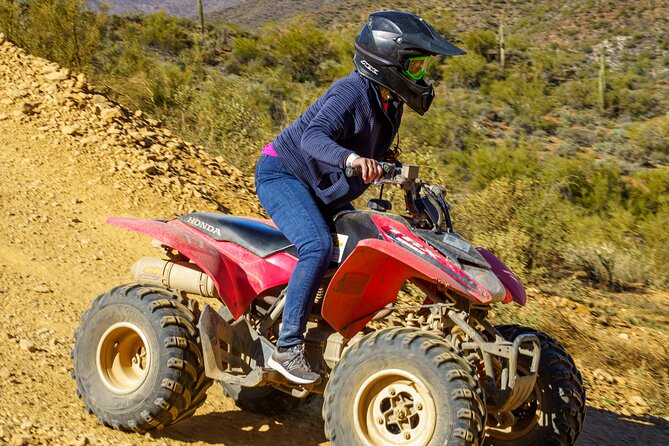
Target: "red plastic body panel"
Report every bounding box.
[373,214,493,302]
[475,247,527,306]
[321,238,493,339]
[107,217,296,318]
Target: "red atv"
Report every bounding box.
[72,162,585,445]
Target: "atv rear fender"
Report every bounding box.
[107,217,291,318]
[321,238,493,338]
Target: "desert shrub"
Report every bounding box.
[462,29,497,59]
[555,78,598,110]
[0,0,20,41]
[505,33,530,53]
[231,36,266,66]
[444,141,539,190]
[606,71,662,118]
[564,242,648,290]
[228,18,344,83]
[454,177,571,279]
[538,155,625,212]
[624,169,669,217]
[529,47,578,83]
[625,114,669,155]
[273,25,337,82]
[402,87,487,152]
[562,204,646,289]
[441,53,489,87]
[170,77,273,173]
[21,0,105,70]
[484,75,554,131]
[141,11,189,53]
[637,205,669,288]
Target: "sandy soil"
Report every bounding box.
[0,36,667,446]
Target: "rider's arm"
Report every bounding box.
[300,88,362,168]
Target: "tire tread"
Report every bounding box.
[72,283,212,433]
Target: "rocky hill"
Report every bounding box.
[0,32,668,446]
[92,0,244,16]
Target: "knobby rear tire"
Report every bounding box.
[71,283,212,432]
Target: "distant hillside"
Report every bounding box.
[94,0,243,16]
[210,0,349,27]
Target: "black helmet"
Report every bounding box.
[354,11,465,115]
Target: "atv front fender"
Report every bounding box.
[107,217,253,318]
[321,239,493,338]
[475,247,527,306]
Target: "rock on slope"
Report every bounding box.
[0,32,260,219]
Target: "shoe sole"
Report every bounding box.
[267,357,318,385]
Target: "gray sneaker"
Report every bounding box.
[267,344,320,384]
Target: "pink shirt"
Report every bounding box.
[262,142,278,157]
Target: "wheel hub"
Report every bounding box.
[96,322,151,395]
[353,369,436,445]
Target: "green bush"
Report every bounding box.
[444,141,539,190]
[402,87,487,152]
[441,53,489,88]
[141,11,189,53]
[484,75,554,131]
[626,114,669,155]
[556,78,599,110]
[21,0,105,70]
[462,29,497,59]
[172,74,274,173]
[0,0,20,42]
[637,206,669,288]
[454,177,571,279]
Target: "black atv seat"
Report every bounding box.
[177,212,297,258]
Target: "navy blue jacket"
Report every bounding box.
[273,71,403,206]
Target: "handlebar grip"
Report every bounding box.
[345,166,362,177]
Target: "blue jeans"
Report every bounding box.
[255,155,340,348]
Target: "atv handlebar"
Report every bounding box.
[345,162,419,184]
[344,161,399,179]
[345,161,453,233]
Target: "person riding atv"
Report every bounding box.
[256,10,466,384]
[72,10,586,446]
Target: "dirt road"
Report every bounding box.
[0,35,667,445]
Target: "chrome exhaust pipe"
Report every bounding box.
[131,257,218,297]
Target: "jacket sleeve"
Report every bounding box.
[300,86,362,168]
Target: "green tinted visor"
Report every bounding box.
[403,55,434,80]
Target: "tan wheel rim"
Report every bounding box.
[486,365,543,440]
[353,369,437,446]
[96,322,151,395]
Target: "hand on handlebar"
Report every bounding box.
[352,157,384,184]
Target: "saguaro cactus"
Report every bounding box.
[498,22,505,68]
[598,53,606,111]
[198,0,205,34]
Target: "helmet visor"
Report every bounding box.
[403,55,433,80]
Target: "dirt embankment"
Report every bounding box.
[0,33,667,445]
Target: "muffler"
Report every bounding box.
[131,257,218,297]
